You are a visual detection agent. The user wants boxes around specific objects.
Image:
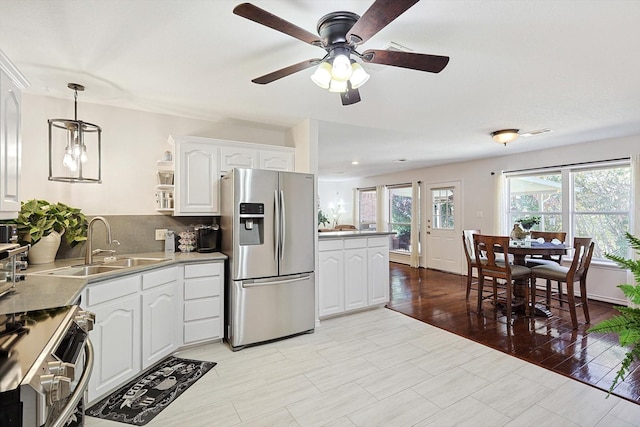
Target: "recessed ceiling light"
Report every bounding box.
[351,161,359,165]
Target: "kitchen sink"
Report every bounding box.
[103,257,169,267]
[30,257,170,278]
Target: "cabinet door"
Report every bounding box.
[344,248,368,311]
[368,246,390,306]
[318,250,344,317]
[175,141,219,215]
[219,146,257,173]
[87,292,141,403]
[259,150,294,171]
[183,261,224,344]
[142,280,178,369]
[0,68,22,216]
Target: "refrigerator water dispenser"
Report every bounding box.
[239,202,264,245]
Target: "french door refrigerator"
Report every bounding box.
[220,168,315,350]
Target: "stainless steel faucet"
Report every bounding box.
[85,216,119,264]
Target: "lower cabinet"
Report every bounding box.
[318,236,390,318]
[84,274,142,403]
[183,261,223,345]
[84,262,225,404]
[141,267,179,369]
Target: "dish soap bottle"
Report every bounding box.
[165,230,175,253]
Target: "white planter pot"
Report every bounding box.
[28,231,63,265]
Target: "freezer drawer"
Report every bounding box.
[228,273,315,350]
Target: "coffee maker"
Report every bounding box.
[0,224,18,244]
[195,224,221,253]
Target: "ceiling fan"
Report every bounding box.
[233,0,450,106]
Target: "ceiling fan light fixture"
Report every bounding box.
[491,129,520,146]
[331,53,352,81]
[310,62,332,89]
[349,62,370,89]
[328,79,348,93]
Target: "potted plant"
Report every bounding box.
[14,199,88,264]
[318,208,329,228]
[588,232,640,395]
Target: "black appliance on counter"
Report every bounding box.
[0,305,95,427]
[0,224,18,244]
[195,224,221,253]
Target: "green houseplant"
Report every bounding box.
[14,199,88,247]
[516,215,540,231]
[588,232,640,394]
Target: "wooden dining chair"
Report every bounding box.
[462,229,481,300]
[473,234,532,324]
[530,237,595,329]
[526,231,568,305]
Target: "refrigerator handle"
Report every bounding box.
[274,190,280,262]
[280,190,286,261]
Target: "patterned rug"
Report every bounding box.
[86,356,216,426]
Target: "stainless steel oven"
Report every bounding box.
[0,305,95,427]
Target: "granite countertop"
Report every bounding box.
[318,230,396,239]
[0,251,227,315]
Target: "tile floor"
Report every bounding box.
[85,308,640,427]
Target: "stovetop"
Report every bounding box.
[0,306,77,393]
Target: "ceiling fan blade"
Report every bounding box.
[346,0,420,45]
[340,86,361,106]
[233,3,322,46]
[362,49,449,73]
[251,59,321,84]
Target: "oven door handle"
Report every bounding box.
[51,338,94,427]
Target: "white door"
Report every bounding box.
[426,182,462,274]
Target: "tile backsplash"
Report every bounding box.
[57,215,218,260]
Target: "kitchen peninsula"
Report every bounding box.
[318,230,395,318]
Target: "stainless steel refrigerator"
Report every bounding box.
[220,168,315,350]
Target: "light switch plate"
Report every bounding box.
[155,229,168,240]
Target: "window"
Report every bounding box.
[388,185,413,253]
[358,188,377,231]
[506,160,631,260]
[432,187,454,229]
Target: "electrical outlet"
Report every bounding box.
[155,229,168,241]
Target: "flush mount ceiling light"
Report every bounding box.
[491,129,520,146]
[48,83,102,183]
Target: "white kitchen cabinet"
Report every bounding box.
[318,240,344,317]
[318,234,391,319]
[219,145,258,173]
[0,50,28,219]
[183,261,224,345]
[173,138,219,215]
[258,149,294,171]
[141,267,179,369]
[367,237,390,306]
[344,241,368,311]
[83,274,142,403]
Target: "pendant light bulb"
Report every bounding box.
[310,62,332,89]
[349,63,370,89]
[331,54,352,82]
[329,79,348,93]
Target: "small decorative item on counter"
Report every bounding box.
[178,231,196,253]
[165,230,175,253]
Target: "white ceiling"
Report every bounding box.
[2,0,640,180]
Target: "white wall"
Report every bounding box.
[20,93,292,215]
[317,179,358,228]
[350,134,640,304]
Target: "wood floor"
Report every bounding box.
[386,263,640,405]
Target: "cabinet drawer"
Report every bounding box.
[184,276,221,299]
[344,238,367,249]
[184,262,222,279]
[368,236,389,248]
[319,239,343,252]
[142,267,178,290]
[86,275,140,306]
[184,318,221,343]
[184,297,220,321]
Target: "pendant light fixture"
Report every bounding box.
[48,83,102,183]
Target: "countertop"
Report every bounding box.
[318,230,396,239]
[0,251,227,315]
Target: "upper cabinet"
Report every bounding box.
[0,50,29,220]
[161,135,295,216]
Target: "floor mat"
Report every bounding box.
[86,356,216,426]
